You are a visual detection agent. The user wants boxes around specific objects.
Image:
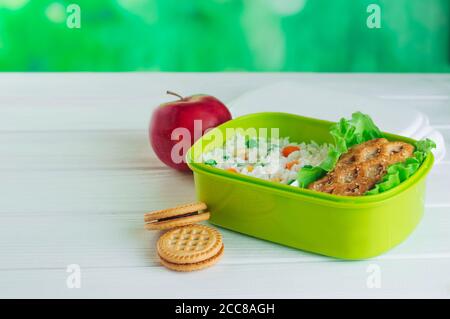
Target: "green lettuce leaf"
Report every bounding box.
[416,138,436,154]
[297,112,435,194]
[297,165,326,188]
[366,138,435,195]
[298,112,383,187]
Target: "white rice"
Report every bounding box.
[202,133,330,185]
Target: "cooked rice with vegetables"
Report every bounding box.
[202,133,330,185]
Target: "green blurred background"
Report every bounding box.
[0,0,449,72]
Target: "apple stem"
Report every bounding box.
[166,90,184,100]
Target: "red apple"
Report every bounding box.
[150,91,232,171]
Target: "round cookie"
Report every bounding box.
[144,202,207,222]
[144,202,209,230]
[159,244,224,272]
[145,212,210,230]
[157,224,223,271]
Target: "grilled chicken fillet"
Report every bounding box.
[308,138,415,196]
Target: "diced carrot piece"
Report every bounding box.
[285,160,299,170]
[282,146,300,157]
[226,167,238,173]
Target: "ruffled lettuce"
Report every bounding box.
[366,138,435,195]
[297,112,435,195]
[298,112,383,187]
[297,165,326,188]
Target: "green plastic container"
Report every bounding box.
[187,112,434,259]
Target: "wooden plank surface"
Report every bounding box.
[0,73,449,298]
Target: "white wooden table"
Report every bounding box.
[0,73,449,298]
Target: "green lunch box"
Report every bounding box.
[186,112,434,259]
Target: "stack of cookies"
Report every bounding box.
[144,202,224,272]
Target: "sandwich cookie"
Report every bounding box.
[157,224,224,272]
[144,202,209,230]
